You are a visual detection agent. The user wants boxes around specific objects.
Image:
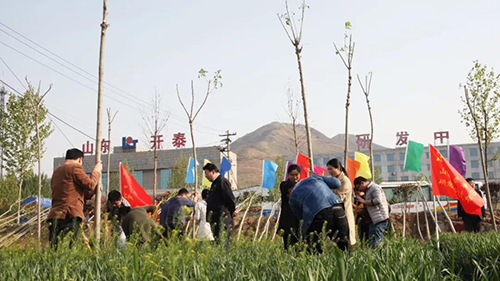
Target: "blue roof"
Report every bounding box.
[22,197,52,208]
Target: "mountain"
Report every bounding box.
[232,122,386,187]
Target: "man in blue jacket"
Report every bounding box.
[289,175,350,252]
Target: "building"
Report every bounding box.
[53,145,237,194]
[286,142,500,182]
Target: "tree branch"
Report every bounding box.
[193,80,211,121]
[190,80,195,118]
[333,42,348,69]
[176,84,191,119]
[298,0,306,41]
[277,14,294,45]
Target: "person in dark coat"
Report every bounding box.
[457,178,486,232]
[203,163,236,244]
[121,205,160,243]
[277,164,301,250]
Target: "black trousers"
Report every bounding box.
[306,205,350,253]
[47,216,83,249]
[210,213,232,251]
[463,215,481,232]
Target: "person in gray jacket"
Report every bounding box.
[354,177,390,248]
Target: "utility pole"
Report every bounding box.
[219,130,236,181]
[94,0,109,242]
[0,87,6,179]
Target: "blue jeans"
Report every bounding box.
[368,220,388,248]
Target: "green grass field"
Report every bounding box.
[1,232,499,281]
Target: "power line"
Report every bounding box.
[0,78,94,139]
[0,39,221,137]
[0,21,225,134]
[0,56,27,91]
[47,114,75,147]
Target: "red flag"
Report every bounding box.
[430,145,484,215]
[313,165,327,176]
[120,163,152,208]
[296,153,310,180]
[346,158,361,187]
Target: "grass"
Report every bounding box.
[0,232,499,280]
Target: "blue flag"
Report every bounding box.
[220,156,232,177]
[262,160,279,189]
[185,157,196,184]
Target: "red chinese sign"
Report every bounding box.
[82,141,94,155]
[355,134,371,149]
[434,131,449,144]
[172,133,186,148]
[396,131,409,146]
[150,135,164,149]
[102,139,110,153]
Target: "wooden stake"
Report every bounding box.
[94,0,109,242]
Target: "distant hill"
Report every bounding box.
[232,122,386,187]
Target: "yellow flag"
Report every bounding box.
[202,159,212,187]
[355,152,372,179]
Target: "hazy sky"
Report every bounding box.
[1,1,499,175]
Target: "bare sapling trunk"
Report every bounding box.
[94,0,109,242]
[32,84,50,243]
[140,91,168,201]
[295,49,314,173]
[17,176,23,224]
[333,33,355,166]
[464,86,497,230]
[106,109,117,193]
[278,1,314,174]
[189,121,197,192]
[357,73,374,174]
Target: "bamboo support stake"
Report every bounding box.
[237,193,255,241]
[253,204,265,243]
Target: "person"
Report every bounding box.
[203,163,236,244]
[289,175,350,253]
[327,158,356,246]
[457,178,486,232]
[106,190,131,246]
[47,148,102,248]
[277,164,301,250]
[106,190,131,223]
[194,189,215,241]
[354,176,390,248]
[159,188,196,237]
[121,205,160,243]
[354,190,371,241]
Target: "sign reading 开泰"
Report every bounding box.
[122,136,138,149]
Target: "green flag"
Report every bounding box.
[404,141,424,172]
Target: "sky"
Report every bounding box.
[1,1,499,175]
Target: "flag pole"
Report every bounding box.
[429,144,440,250]
[119,162,122,194]
[433,195,440,250]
